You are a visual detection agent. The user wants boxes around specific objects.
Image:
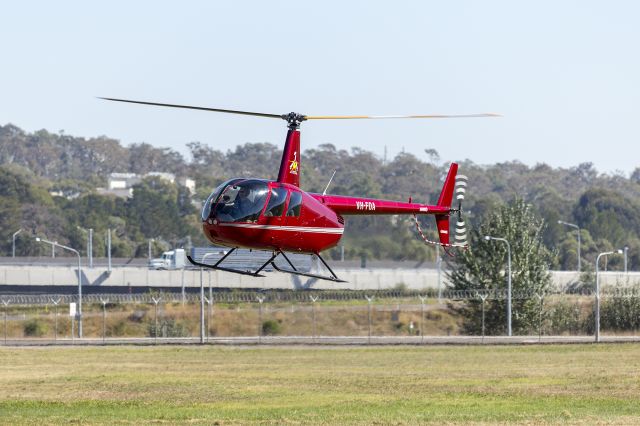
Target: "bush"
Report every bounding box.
[148,318,189,338]
[393,282,408,292]
[600,296,640,331]
[24,319,48,337]
[262,319,282,335]
[546,300,587,335]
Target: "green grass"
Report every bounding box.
[1,344,640,424]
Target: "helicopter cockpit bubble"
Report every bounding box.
[208,179,269,223]
[201,178,242,221]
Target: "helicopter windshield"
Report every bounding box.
[209,180,269,223]
[201,178,242,221]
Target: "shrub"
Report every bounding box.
[393,282,408,292]
[148,318,189,338]
[600,296,640,331]
[24,319,48,337]
[262,319,282,335]
[546,300,586,335]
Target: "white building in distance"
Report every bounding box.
[98,172,195,198]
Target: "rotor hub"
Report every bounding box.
[282,112,307,129]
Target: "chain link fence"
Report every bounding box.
[2,289,640,344]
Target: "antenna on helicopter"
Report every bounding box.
[322,170,338,197]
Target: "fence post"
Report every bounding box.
[257,296,265,344]
[100,298,109,344]
[201,296,211,343]
[310,295,319,343]
[418,295,427,344]
[208,296,213,343]
[365,295,374,345]
[536,293,544,342]
[50,298,60,342]
[151,297,162,344]
[2,300,9,345]
[200,268,205,345]
[479,293,488,343]
[256,296,264,344]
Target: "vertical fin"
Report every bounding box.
[435,163,458,246]
[277,129,300,187]
[437,163,458,208]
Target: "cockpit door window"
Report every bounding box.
[286,191,303,217]
[264,187,288,217]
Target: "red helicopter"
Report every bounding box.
[101,97,497,281]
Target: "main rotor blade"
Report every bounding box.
[304,113,501,120]
[98,97,283,120]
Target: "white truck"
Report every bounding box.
[149,248,186,270]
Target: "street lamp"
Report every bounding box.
[76,226,93,268]
[485,235,512,336]
[105,229,112,273]
[12,229,22,258]
[558,220,581,272]
[624,246,629,273]
[595,249,623,342]
[35,237,83,338]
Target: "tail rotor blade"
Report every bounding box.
[455,174,468,201]
[453,174,469,247]
[454,219,468,245]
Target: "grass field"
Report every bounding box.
[1,344,639,424]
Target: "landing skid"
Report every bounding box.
[187,248,346,282]
[187,248,276,278]
[271,251,346,283]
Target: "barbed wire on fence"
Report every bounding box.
[3,286,640,306]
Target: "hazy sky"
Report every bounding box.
[1,1,638,174]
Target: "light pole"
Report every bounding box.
[88,228,93,268]
[558,221,581,272]
[12,229,22,258]
[624,246,629,273]
[77,226,93,268]
[106,229,112,273]
[595,249,623,342]
[485,235,512,337]
[35,237,83,338]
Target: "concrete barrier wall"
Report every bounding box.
[2,265,640,290]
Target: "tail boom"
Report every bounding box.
[311,194,449,216]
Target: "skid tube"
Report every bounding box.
[270,250,346,282]
[187,248,346,282]
[186,248,278,278]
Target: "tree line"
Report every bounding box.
[1,123,640,269]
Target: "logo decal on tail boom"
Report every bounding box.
[289,152,299,175]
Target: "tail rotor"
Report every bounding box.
[412,165,469,253]
[453,174,468,247]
